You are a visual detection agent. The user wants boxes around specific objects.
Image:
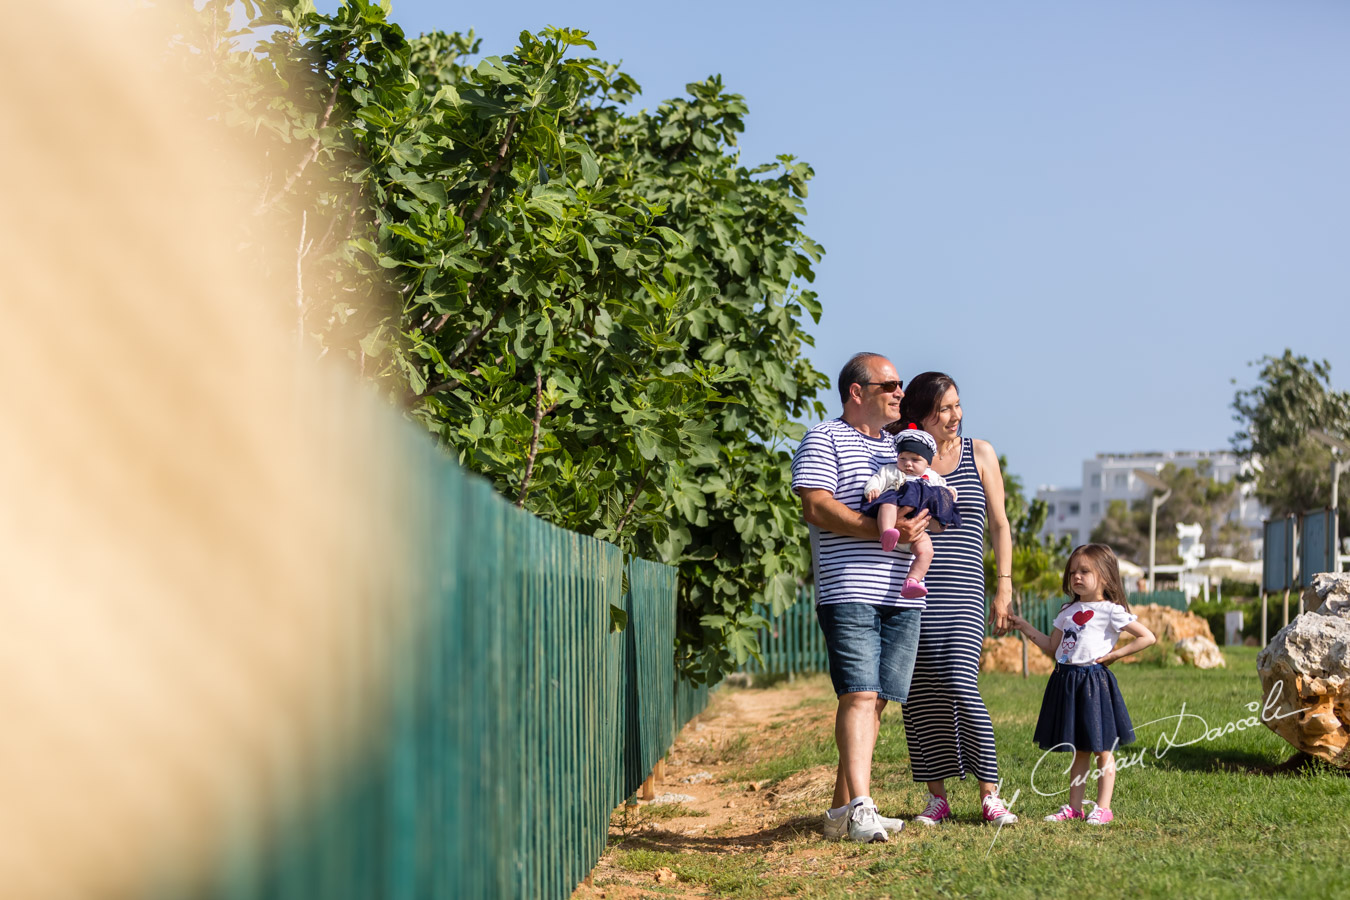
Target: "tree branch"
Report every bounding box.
[418,294,515,398]
[516,372,557,507]
[417,355,503,401]
[467,114,519,234]
[429,250,503,335]
[614,462,651,536]
[255,60,345,216]
[295,210,313,349]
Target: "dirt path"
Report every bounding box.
[574,674,846,899]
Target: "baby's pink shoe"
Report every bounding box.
[880,529,900,552]
[900,578,928,599]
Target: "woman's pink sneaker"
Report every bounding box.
[981,793,1018,825]
[900,578,928,599]
[912,793,951,826]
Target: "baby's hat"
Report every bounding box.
[893,423,936,463]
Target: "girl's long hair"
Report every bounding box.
[1061,543,1131,611]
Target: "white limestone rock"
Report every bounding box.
[1257,573,1350,768]
[1174,635,1226,669]
[1302,571,1350,616]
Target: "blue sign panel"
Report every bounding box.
[1299,510,1333,586]
[1263,517,1293,593]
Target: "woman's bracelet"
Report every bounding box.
[997,574,1012,579]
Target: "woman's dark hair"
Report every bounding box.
[1061,543,1131,611]
[836,352,885,406]
[897,371,960,433]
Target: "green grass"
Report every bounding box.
[642,802,710,820]
[613,847,769,896]
[621,649,1350,899]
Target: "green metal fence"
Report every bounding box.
[740,589,830,675]
[739,587,1194,677]
[173,419,708,900]
[1128,589,1189,611]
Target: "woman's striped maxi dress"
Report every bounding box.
[900,437,1000,784]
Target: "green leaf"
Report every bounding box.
[798,291,822,324]
[405,180,448,206]
[567,139,600,186]
[576,233,599,269]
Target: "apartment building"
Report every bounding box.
[1035,450,1266,557]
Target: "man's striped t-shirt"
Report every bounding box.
[791,418,920,608]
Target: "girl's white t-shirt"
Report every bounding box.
[1052,600,1137,666]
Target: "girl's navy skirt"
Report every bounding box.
[1034,663,1135,753]
[860,480,962,529]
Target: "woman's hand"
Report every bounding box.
[989,581,1013,635]
[973,439,1014,636]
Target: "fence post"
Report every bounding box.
[1261,592,1268,646]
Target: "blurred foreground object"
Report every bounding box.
[0,2,412,897]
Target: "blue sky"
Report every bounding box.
[323,0,1350,491]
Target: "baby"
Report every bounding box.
[860,424,962,600]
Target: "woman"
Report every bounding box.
[894,372,1018,826]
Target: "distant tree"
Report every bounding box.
[1091,499,1146,563]
[1251,441,1345,520]
[1231,350,1350,460]
[985,457,1071,598]
[1231,350,1350,526]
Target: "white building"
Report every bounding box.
[1035,450,1266,559]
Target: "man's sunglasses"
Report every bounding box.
[863,380,903,392]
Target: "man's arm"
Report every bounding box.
[799,488,930,542]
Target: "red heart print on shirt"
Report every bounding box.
[1072,609,1094,627]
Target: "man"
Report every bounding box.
[791,352,930,843]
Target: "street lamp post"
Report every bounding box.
[1134,468,1172,592]
[1309,429,1349,571]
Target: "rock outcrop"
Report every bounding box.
[1256,573,1350,768]
[1120,603,1219,667]
[1175,635,1226,669]
[980,636,1053,674]
[1132,603,1214,643]
[980,604,1223,672]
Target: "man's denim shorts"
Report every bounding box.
[815,602,921,703]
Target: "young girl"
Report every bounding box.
[859,424,961,599]
[1008,543,1156,825]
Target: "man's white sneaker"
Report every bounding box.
[822,808,848,840]
[824,805,903,839]
[847,797,888,843]
[877,812,905,835]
